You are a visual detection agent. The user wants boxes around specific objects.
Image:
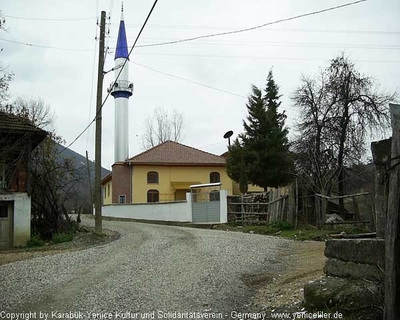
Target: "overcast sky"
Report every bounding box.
[1,0,399,169]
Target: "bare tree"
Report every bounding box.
[1,98,83,239]
[292,54,396,217]
[30,135,84,239]
[142,106,184,149]
[0,11,5,31]
[292,73,339,196]
[1,97,54,130]
[0,71,13,106]
[326,55,395,213]
[0,11,13,105]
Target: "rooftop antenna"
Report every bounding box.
[223,130,233,147]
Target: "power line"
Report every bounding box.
[114,23,400,36]
[132,52,400,64]
[4,35,400,54]
[136,0,367,48]
[3,14,96,21]
[125,38,400,51]
[62,0,159,152]
[133,61,299,112]
[3,35,399,64]
[86,9,101,151]
[0,37,93,52]
[132,61,247,99]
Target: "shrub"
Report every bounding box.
[27,234,44,247]
[52,233,73,244]
[269,220,293,230]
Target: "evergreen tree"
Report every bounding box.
[227,71,294,190]
[226,139,244,184]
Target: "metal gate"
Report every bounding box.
[191,183,221,223]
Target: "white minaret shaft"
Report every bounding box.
[109,7,133,163]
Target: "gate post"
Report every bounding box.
[219,190,228,223]
[186,192,193,223]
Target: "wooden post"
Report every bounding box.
[287,184,294,225]
[352,196,360,221]
[320,189,328,227]
[371,138,392,238]
[385,103,400,320]
[315,195,321,228]
[94,11,106,235]
[295,178,299,228]
[241,194,244,225]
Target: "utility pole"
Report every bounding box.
[85,150,93,206]
[94,11,106,234]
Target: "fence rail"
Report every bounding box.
[228,186,374,227]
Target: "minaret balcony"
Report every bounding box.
[108,80,134,97]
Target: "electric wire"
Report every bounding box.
[133,60,299,112]
[4,15,96,22]
[86,3,101,151]
[136,0,367,48]
[4,35,400,53]
[132,61,247,99]
[131,52,400,64]
[0,37,93,52]
[3,14,96,21]
[114,24,400,36]
[62,0,159,152]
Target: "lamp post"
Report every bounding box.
[223,130,233,147]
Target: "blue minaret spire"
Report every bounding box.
[115,3,129,60]
[109,2,134,163]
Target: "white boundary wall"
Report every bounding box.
[103,193,192,222]
[0,192,31,246]
[102,191,227,224]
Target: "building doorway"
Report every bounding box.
[0,201,13,248]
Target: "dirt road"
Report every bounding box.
[0,218,325,319]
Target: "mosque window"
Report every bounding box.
[147,171,159,184]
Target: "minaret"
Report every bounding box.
[109,4,133,163]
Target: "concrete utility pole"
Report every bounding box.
[94,11,106,235]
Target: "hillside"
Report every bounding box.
[54,143,111,212]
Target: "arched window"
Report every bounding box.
[210,172,220,183]
[147,189,159,203]
[147,171,159,184]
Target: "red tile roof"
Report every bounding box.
[128,141,226,166]
[0,111,44,132]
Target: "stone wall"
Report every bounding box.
[304,238,385,319]
[324,239,385,281]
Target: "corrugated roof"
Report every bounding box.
[128,141,226,166]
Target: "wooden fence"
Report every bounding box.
[227,186,295,225]
[228,184,373,227]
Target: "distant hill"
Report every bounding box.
[55,143,111,179]
[54,143,111,212]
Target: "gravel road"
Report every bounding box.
[0,217,291,319]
